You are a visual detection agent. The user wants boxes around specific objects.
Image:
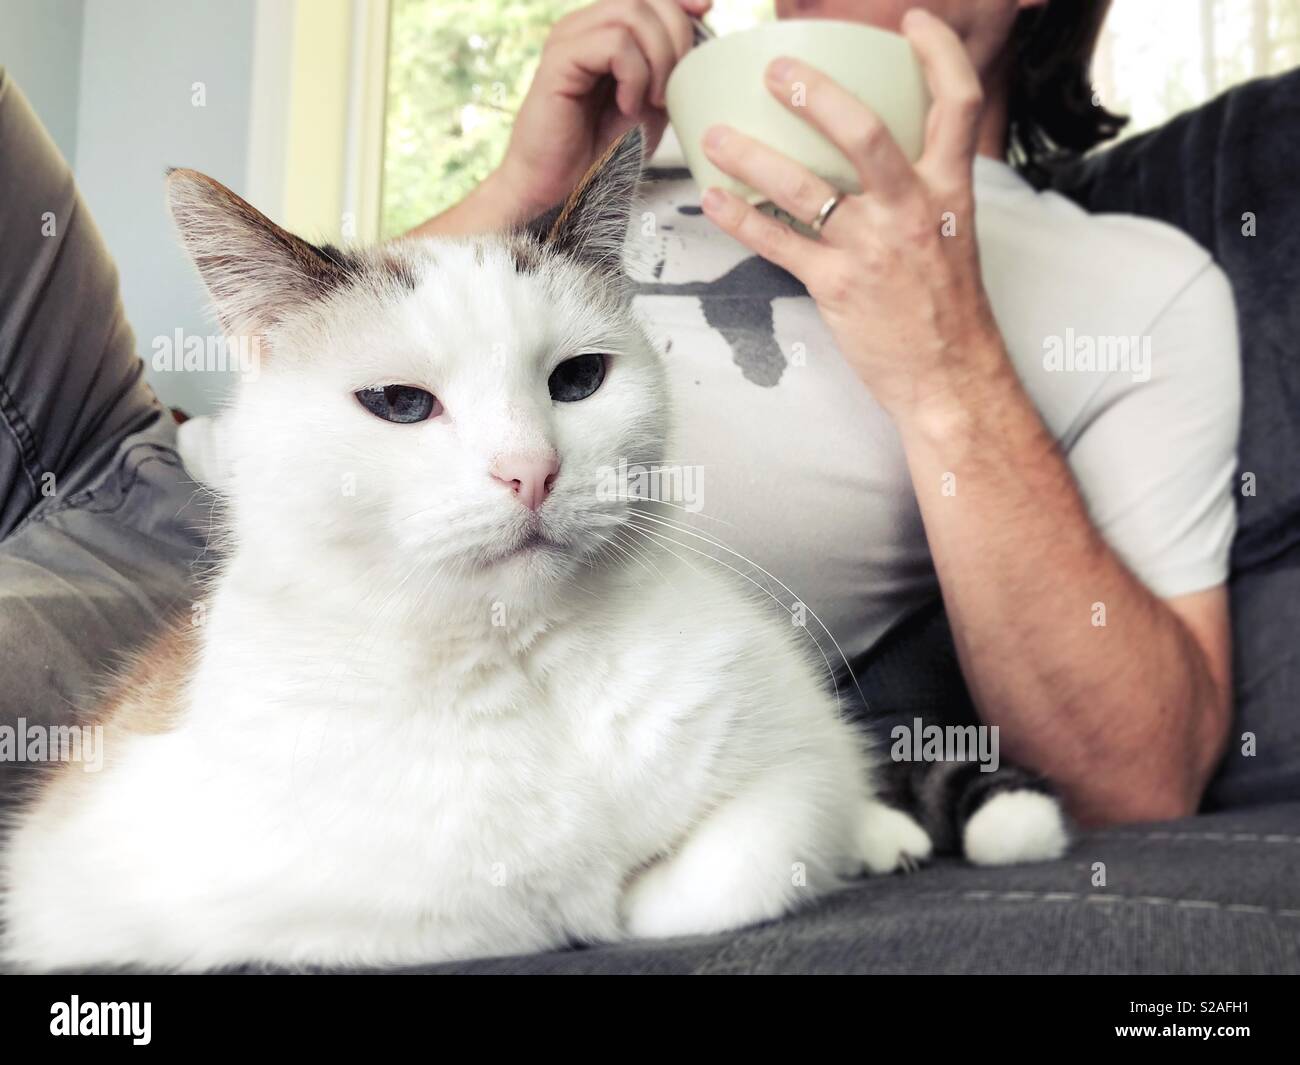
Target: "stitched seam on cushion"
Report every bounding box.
[1098,831,1300,845]
[921,889,1300,919]
[0,368,42,504]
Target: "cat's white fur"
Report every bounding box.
[1,133,929,971]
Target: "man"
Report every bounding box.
[0,1,1238,827]
[417,0,1240,826]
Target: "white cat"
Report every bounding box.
[1,131,936,972]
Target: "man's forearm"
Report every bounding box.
[895,342,1229,827]
[405,167,542,240]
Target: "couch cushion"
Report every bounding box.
[1053,71,1300,809]
[1212,552,1300,808]
[408,801,1300,974]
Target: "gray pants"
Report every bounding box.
[0,70,206,794]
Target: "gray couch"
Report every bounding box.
[415,801,1300,973]
[417,70,1300,975]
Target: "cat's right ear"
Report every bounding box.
[523,127,644,275]
[166,168,357,338]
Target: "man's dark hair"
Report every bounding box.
[1006,0,1127,186]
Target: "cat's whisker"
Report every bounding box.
[624,521,851,714]
[627,509,788,603]
[600,534,645,582]
[612,527,671,583]
[622,497,732,526]
[613,457,703,466]
[624,512,869,715]
[623,523,707,582]
[609,528,664,583]
[393,503,447,525]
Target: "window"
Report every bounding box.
[1096,0,1300,138]
[382,0,587,238]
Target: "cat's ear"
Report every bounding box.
[526,127,644,274]
[166,168,358,337]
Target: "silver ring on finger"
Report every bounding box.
[810,191,846,235]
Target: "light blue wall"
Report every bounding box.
[2,0,259,415]
[73,0,258,413]
[0,0,86,165]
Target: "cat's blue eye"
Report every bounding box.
[355,385,440,424]
[548,353,607,403]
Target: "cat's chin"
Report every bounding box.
[474,529,582,590]
[495,528,565,562]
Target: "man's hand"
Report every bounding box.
[502,0,709,218]
[697,9,1003,429]
[415,0,709,237]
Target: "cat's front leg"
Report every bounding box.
[620,773,856,941]
[855,799,934,874]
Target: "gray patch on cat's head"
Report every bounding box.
[320,241,419,293]
[165,168,416,339]
[506,233,544,275]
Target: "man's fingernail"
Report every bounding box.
[701,187,727,214]
[703,125,728,150]
[767,58,795,83]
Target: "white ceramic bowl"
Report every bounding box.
[666,20,930,204]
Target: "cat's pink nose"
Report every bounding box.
[490,452,560,512]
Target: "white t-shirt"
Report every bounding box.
[626,155,1241,667]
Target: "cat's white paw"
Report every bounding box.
[856,801,933,875]
[621,860,697,940]
[962,789,1069,866]
[620,853,790,940]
